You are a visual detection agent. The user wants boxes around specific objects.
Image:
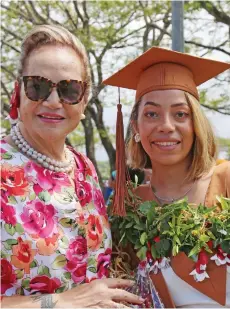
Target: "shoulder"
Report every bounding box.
[212,160,230,181]
[205,161,230,205]
[0,138,24,165]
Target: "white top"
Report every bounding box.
[162,266,230,308]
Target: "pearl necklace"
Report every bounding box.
[10,123,74,173]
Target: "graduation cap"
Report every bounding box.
[103,46,230,216]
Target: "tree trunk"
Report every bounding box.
[81,107,103,187]
[88,99,116,173]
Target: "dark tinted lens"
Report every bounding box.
[58,80,84,103]
[25,77,51,101]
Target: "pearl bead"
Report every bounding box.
[10,123,73,174]
[43,162,49,168]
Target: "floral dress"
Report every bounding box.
[0,139,112,296]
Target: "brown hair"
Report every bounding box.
[127,91,217,181]
[18,24,91,102]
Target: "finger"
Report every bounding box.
[111,301,130,308]
[101,278,135,289]
[112,289,144,304]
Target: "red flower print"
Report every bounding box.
[76,181,92,207]
[94,189,106,216]
[97,248,112,278]
[66,236,88,263]
[1,259,17,294]
[65,261,87,284]
[153,236,160,243]
[1,163,29,196]
[84,156,98,181]
[20,199,58,238]
[0,195,17,226]
[25,161,71,195]
[86,215,103,250]
[30,275,61,294]
[11,237,37,274]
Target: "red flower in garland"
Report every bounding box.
[9,81,20,120]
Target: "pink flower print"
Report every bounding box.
[0,147,7,160]
[94,188,106,216]
[75,181,92,207]
[97,248,112,278]
[20,199,58,238]
[65,260,87,284]
[1,197,17,226]
[25,161,71,194]
[66,236,88,263]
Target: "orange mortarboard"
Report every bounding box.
[103,46,230,102]
[103,47,230,216]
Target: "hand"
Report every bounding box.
[56,278,144,308]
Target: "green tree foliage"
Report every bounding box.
[1,1,229,183]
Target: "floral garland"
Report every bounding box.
[110,194,230,282]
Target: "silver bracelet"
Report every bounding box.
[31,294,58,309]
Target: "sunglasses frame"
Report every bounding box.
[22,76,87,105]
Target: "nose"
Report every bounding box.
[42,88,62,109]
[156,114,175,133]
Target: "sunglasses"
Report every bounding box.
[22,76,87,105]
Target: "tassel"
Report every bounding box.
[111,88,129,216]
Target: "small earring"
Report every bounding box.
[134,133,141,143]
[80,113,86,120]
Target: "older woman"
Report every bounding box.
[0,25,144,308]
[104,47,230,308]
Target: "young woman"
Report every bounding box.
[104,46,230,308]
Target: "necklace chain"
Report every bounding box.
[150,181,195,204]
[10,123,74,173]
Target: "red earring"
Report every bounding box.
[9,80,20,123]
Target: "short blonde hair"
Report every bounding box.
[18,24,91,102]
[127,91,217,181]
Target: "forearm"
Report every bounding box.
[1,293,59,308]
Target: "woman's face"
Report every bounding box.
[135,89,194,166]
[19,45,86,142]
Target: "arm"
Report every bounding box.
[1,293,58,308]
[1,280,144,308]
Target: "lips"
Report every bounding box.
[153,141,180,146]
[151,140,181,151]
[37,113,65,120]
